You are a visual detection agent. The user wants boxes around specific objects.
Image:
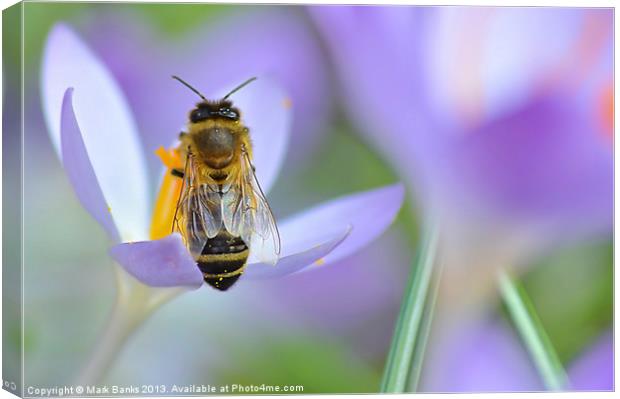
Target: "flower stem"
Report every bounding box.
[75,268,184,385]
[498,269,568,391]
[380,225,439,393]
[406,255,442,392]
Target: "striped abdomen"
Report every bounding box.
[197,230,248,290]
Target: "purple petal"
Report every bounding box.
[260,229,410,357]
[60,88,120,242]
[311,7,613,244]
[309,7,436,196]
[421,318,543,392]
[422,8,610,128]
[243,227,350,280]
[41,23,150,241]
[276,184,405,267]
[311,7,611,143]
[109,233,203,289]
[568,330,613,391]
[442,95,612,240]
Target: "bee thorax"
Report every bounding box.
[194,127,235,169]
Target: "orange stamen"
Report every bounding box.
[150,147,184,240]
[155,146,182,169]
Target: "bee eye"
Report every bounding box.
[190,108,210,123]
[219,108,239,120]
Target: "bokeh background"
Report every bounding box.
[5,3,613,393]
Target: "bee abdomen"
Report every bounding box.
[198,231,249,291]
[201,234,247,255]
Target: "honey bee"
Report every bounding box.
[170,76,280,290]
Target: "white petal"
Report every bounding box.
[60,88,120,242]
[277,184,405,267]
[243,227,350,280]
[41,24,150,240]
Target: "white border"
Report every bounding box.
[0,2,616,399]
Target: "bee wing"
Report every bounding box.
[221,149,281,265]
[174,154,222,257]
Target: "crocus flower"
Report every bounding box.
[310,6,613,305]
[421,317,544,392]
[41,23,404,290]
[310,6,612,393]
[421,318,612,392]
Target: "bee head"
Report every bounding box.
[172,75,256,124]
[189,101,240,123]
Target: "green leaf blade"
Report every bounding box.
[499,270,569,391]
[380,225,438,393]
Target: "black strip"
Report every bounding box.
[205,275,241,291]
[197,258,246,275]
[202,233,247,255]
[171,168,184,178]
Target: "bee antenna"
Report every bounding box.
[222,77,257,100]
[172,75,207,101]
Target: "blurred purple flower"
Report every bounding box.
[77,8,332,182]
[310,6,613,252]
[259,228,411,361]
[421,317,543,392]
[568,330,613,391]
[40,24,404,289]
[310,7,612,392]
[310,6,613,323]
[421,318,612,392]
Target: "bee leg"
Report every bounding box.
[171,168,185,178]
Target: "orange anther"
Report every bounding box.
[155,146,182,169]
